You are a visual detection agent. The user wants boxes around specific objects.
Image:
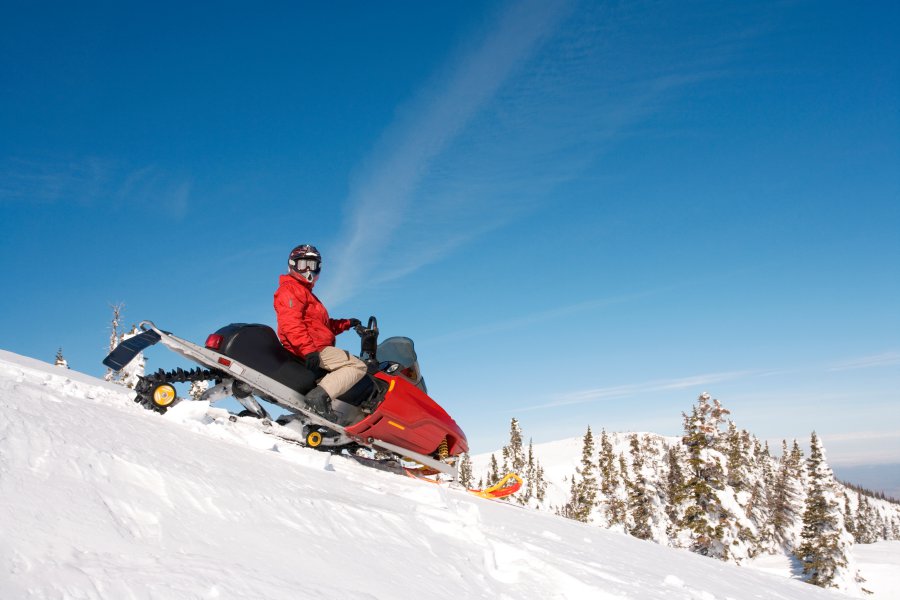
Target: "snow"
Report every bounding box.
[0,348,895,599]
[854,541,900,599]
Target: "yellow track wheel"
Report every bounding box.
[151,383,177,408]
[306,431,323,448]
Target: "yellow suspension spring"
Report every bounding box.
[437,437,449,460]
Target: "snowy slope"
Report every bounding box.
[0,349,879,599]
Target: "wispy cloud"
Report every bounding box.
[0,157,114,204]
[426,287,667,344]
[828,351,900,371]
[521,370,756,411]
[0,157,192,219]
[817,431,900,467]
[321,1,767,306]
[114,165,192,220]
[319,0,574,304]
[821,430,900,443]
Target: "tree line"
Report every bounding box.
[467,393,900,594]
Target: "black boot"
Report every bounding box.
[304,386,335,419]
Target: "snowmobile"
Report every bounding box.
[103,317,521,498]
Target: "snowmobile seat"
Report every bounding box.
[211,323,379,407]
[212,324,318,393]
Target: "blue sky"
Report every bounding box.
[2,1,898,470]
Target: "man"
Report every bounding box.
[273,244,366,419]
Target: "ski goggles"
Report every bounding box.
[292,258,320,272]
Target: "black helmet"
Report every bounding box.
[288,244,322,283]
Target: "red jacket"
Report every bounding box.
[273,274,352,358]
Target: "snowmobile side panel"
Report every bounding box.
[102,329,162,371]
[345,374,468,456]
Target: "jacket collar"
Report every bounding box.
[280,272,314,290]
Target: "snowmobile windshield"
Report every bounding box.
[377,336,427,393]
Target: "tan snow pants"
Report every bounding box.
[316,346,367,399]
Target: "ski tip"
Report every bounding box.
[468,472,523,500]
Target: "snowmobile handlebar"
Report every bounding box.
[354,316,378,337]
[356,316,379,363]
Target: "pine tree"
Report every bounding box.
[771,439,804,549]
[502,418,526,475]
[458,453,473,488]
[626,434,653,540]
[188,379,209,401]
[523,439,536,504]
[598,429,626,528]
[854,494,876,544]
[104,302,124,382]
[521,438,547,508]
[796,431,853,589]
[564,426,598,523]
[487,454,500,486]
[680,393,733,560]
[724,421,750,493]
[54,347,69,368]
[535,461,548,504]
[618,453,632,529]
[664,444,687,539]
[748,440,776,553]
[842,492,855,541]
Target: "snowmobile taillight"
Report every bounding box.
[217,357,232,367]
[205,333,224,350]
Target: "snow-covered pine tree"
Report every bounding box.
[188,379,209,401]
[795,431,857,590]
[523,439,536,504]
[842,492,856,541]
[626,434,653,540]
[770,439,805,549]
[598,429,626,529]
[535,461,548,504]
[680,393,734,560]
[747,438,776,553]
[486,454,500,486]
[502,418,526,476]
[617,453,633,531]
[458,453,474,488]
[723,421,751,493]
[854,494,877,544]
[718,426,761,556]
[54,348,69,368]
[564,426,598,523]
[520,437,548,508]
[104,303,124,382]
[664,444,687,540]
[861,495,880,543]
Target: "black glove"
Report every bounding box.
[348,318,361,327]
[304,351,321,371]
